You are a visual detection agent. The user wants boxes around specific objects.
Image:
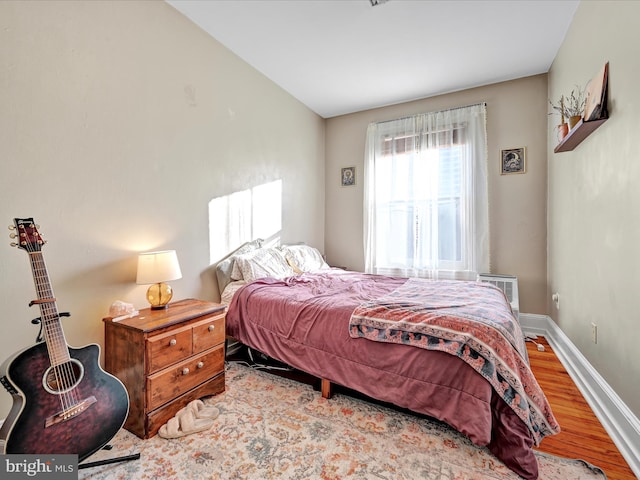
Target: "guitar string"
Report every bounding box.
[36,254,80,412]
[32,252,79,413]
[30,252,69,408]
[27,239,80,414]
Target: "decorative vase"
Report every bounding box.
[557,123,569,142]
[569,115,581,129]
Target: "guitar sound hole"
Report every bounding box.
[42,359,84,395]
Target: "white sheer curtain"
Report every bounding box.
[363,103,489,280]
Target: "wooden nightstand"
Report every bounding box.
[103,298,226,439]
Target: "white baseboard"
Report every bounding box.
[521,313,640,478]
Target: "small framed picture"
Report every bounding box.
[500,147,526,175]
[341,166,356,186]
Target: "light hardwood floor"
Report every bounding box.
[527,336,636,480]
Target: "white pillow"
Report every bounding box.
[280,245,329,273]
[232,247,295,282]
[218,239,264,288]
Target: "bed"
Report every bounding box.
[219,241,560,480]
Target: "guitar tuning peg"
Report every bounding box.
[8,225,15,230]
[10,242,18,247]
[9,233,17,239]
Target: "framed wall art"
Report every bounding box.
[341,166,356,186]
[500,147,526,175]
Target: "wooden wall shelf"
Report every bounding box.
[554,117,608,153]
[554,62,609,153]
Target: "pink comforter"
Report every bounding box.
[227,270,553,479]
[349,277,559,445]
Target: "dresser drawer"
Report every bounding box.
[146,344,224,411]
[192,313,225,354]
[147,327,192,373]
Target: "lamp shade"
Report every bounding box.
[136,250,182,285]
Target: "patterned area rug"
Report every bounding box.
[80,363,606,480]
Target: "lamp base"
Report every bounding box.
[146,282,174,309]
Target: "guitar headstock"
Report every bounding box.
[10,218,45,252]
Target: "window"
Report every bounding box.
[364,104,488,280]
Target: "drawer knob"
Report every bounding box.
[182,367,190,375]
[208,325,215,332]
[197,361,204,369]
[169,339,177,346]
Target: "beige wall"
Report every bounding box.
[0,0,324,418]
[548,1,640,417]
[325,75,549,315]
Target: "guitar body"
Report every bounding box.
[0,341,129,462]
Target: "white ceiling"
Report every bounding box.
[166,0,579,118]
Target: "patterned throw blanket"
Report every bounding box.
[349,278,560,445]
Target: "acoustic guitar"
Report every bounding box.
[0,218,129,462]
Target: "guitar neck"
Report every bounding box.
[28,251,70,366]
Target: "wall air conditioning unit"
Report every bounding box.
[477,273,519,321]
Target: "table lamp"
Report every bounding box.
[136,250,182,309]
